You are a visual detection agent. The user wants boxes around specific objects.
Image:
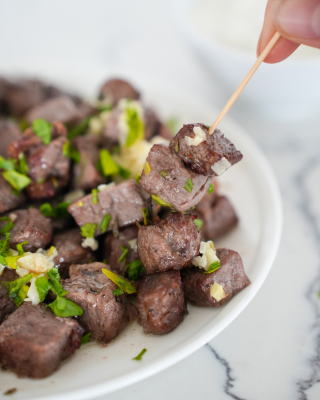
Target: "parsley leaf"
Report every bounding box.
[92,189,98,205]
[151,194,173,208]
[141,208,148,226]
[184,178,193,193]
[62,140,81,163]
[135,174,141,184]
[81,223,97,238]
[208,183,214,194]
[81,332,92,345]
[112,288,124,296]
[47,296,83,317]
[14,284,29,307]
[132,348,147,361]
[160,170,168,178]
[125,260,145,281]
[35,276,52,302]
[100,214,111,234]
[194,219,203,230]
[0,216,14,234]
[47,268,68,296]
[99,149,119,176]
[0,156,16,171]
[203,261,221,274]
[32,119,52,145]
[67,117,91,140]
[39,202,70,218]
[1,273,33,300]
[118,246,128,263]
[2,170,31,191]
[102,268,137,294]
[125,104,144,147]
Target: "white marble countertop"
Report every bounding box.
[1,1,320,399]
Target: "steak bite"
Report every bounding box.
[5,208,53,252]
[53,228,94,279]
[169,123,243,176]
[0,118,22,158]
[104,225,139,276]
[139,143,211,212]
[0,175,26,214]
[62,263,138,343]
[0,303,84,378]
[137,271,187,335]
[182,248,250,307]
[99,78,140,106]
[0,269,19,324]
[195,193,238,241]
[68,180,146,236]
[71,135,105,191]
[137,212,201,274]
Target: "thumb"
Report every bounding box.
[274,0,320,48]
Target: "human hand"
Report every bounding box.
[257,0,320,63]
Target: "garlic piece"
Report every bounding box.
[98,182,116,192]
[64,189,85,204]
[17,253,52,273]
[128,238,137,252]
[24,277,41,305]
[210,282,227,302]
[211,157,231,176]
[82,237,99,251]
[192,240,220,271]
[185,126,206,146]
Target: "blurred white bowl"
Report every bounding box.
[172,0,320,118]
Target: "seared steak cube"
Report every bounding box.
[68,180,146,236]
[139,143,211,212]
[5,208,53,252]
[0,269,19,324]
[138,212,201,274]
[71,135,105,191]
[53,228,94,279]
[0,303,84,378]
[62,263,138,343]
[0,118,22,158]
[182,248,250,307]
[196,194,238,240]
[104,225,139,276]
[137,271,187,335]
[0,175,26,214]
[99,78,140,106]
[169,124,243,176]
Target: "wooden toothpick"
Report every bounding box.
[209,31,281,134]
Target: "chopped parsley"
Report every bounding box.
[0,156,16,171]
[16,241,28,256]
[0,217,14,234]
[151,194,173,208]
[47,296,83,318]
[62,140,80,163]
[80,223,97,238]
[142,208,148,226]
[118,165,131,179]
[67,117,91,140]
[17,153,29,175]
[0,233,11,266]
[102,268,137,294]
[160,170,168,178]
[39,202,70,218]
[100,214,111,234]
[99,149,120,176]
[203,261,221,274]
[112,288,124,296]
[184,178,193,193]
[1,273,33,307]
[47,268,68,297]
[194,218,203,230]
[124,103,144,147]
[35,276,52,302]
[208,183,214,194]
[118,246,128,263]
[81,332,92,345]
[132,348,147,361]
[92,189,98,205]
[32,119,52,145]
[2,170,31,191]
[125,260,145,281]
[135,174,141,184]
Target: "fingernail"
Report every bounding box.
[275,0,320,38]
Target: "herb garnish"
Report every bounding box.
[194,219,203,230]
[81,332,92,345]
[102,268,137,294]
[208,183,214,194]
[118,246,128,263]
[62,140,80,163]
[135,174,141,184]
[151,194,173,208]
[99,149,120,176]
[141,208,148,226]
[47,296,83,317]
[80,223,97,238]
[203,261,221,274]
[1,273,33,307]
[39,202,70,218]
[35,276,52,302]
[67,117,91,140]
[92,189,98,205]
[184,178,193,193]
[2,170,31,192]
[125,260,145,281]
[124,103,144,147]
[100,214,111,234]
[160,170,168,178]
[0,156,16,171]
[47,268,69,296]
[112,288,124,296]
[0,217,14,234]
[32,119,52,145]
[132,348,147,361]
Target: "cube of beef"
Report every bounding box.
[25,95,88,126]
[62,263,138,343]
[0,175,26,214]
[53,228,94,279]
[0,269,19,324]
[25,177,69,201]
[71,135,105,191]
[0,303,84,378]
[144,108,161,140]
[104,225,139,276]
[196,195,238,241]
[99,78,140,106]
[5,208,52,252]
[139,143,211,212]
[68,180,146,236]
[0,118,22,158]
[169,124,243,176]
[182,248,250,307]
[137,271,187,335]
[137,212,201,273]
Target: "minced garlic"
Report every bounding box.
[82,237,99,251]
[211,157,231,176]
[185,126,207,146]
[210,282,227,302]
[192,240,220,271]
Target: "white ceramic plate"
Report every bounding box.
[0,72,282,400]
